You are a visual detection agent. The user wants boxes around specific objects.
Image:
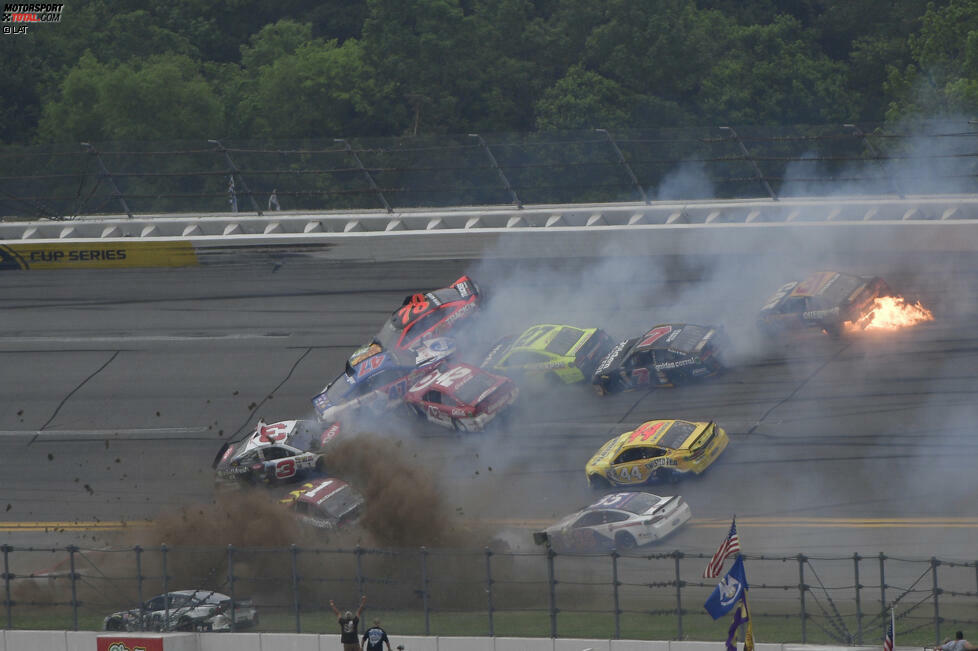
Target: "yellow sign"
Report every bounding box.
[0,241,198,270]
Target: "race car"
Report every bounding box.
[481,324,615,386]
[276,477,364,530]
[758,271,890,336]
[313,337,456,422]
[586,419,728,488]
[532,491,691,552]
[404,362,519,431]
[212,419,339,485]
[104,589,258,632]
[591,323,726,394]
[372,276,481,353]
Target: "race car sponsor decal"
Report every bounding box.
[0,242,198,270]
[638,326,672,348]
[98,638,163,651]
[594,340,628,374]
[654,359,696,370]
[628,421,667,442]
[443,300,476,326]
[647,457,678,468]
[802,307,841,321]
[665,327,682,343]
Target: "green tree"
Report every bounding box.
[885,0,978,119]
[697,15,856,124]
[37,53,224,142]
[534,66,632,130]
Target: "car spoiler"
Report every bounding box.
[211,442,230,469]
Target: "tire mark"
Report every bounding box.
[29,350,121,445]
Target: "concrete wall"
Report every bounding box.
[0,631,926,651]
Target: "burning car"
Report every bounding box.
[757,271,890,336]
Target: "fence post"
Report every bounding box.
[208,139,263,215]
[485,547,495,637]
[134,546,143,612]
[68,545,79,631]
[227,544,236,633]
[291,545,301,633]
[931,557,942,646]
[853,553,863,644]
[798,554,808,642]
[2,544,11,629]
[674,550,684,640]
[161,544,168,631]
[719,126,778,200]
[80,142,134,218]
[546,547,558,638]
[595,128,650,205]
[334,138,392,213]
[420,547,430,636]
[611,550,621,640]
[469,133,523,209]
[879,553,887,632]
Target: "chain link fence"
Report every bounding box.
[2,122,978,220]
[3,543,976,644]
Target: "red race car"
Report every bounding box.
[372,276,481,352]
[405,363,518,432]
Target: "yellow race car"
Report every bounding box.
[481,324,614,385]
[586,419,728,488]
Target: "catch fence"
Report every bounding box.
[2,122,978,219]
[2,543,976,644]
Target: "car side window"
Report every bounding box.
[779,296,807,314]
[642,447,666,459]
[503,350,547,366]
[409,311,443,336]
[262,447,289,460]
[605,511,629,523]
[423,390,442,404]
[145,596,166,611]
[574,512,603,527]
[614,448,644,464]
[654,350,679,364]
[628,352,652,368]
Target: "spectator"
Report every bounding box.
[936,631,978,651]
[269,188,280,211]
[362,618,392,651]
[330,596,366,651]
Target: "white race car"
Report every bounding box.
[103,589,258,632]
[212,419,339,485]
[533,491,691,552]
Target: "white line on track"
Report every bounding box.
[0,427,211,440]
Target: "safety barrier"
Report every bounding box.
[0,631,901,651]
[2,197,978,270]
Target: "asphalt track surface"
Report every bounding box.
[1,253,977,567]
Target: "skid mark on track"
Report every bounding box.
[230,346,314,439]
[29,350,121,445]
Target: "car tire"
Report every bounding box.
[104,618,123,631]
[587,475,610,490]
[176,616,194,632]
[614,532,637,551]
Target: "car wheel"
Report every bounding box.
[104,618,122,631]
[176,616,194,632]
[614,532,637,551]
[587,475,610,490]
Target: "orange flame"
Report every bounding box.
[846,296,934,332]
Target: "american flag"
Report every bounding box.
[883,610,894,651]
[704,516,742,578]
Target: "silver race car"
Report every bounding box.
[533,491,691,552]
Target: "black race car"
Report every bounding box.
[591,324,725,395]
[757,271,890,336]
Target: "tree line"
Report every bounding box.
[2,0,977,146]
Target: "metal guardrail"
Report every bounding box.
[1,196,977,242]
[4,544,977,644]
